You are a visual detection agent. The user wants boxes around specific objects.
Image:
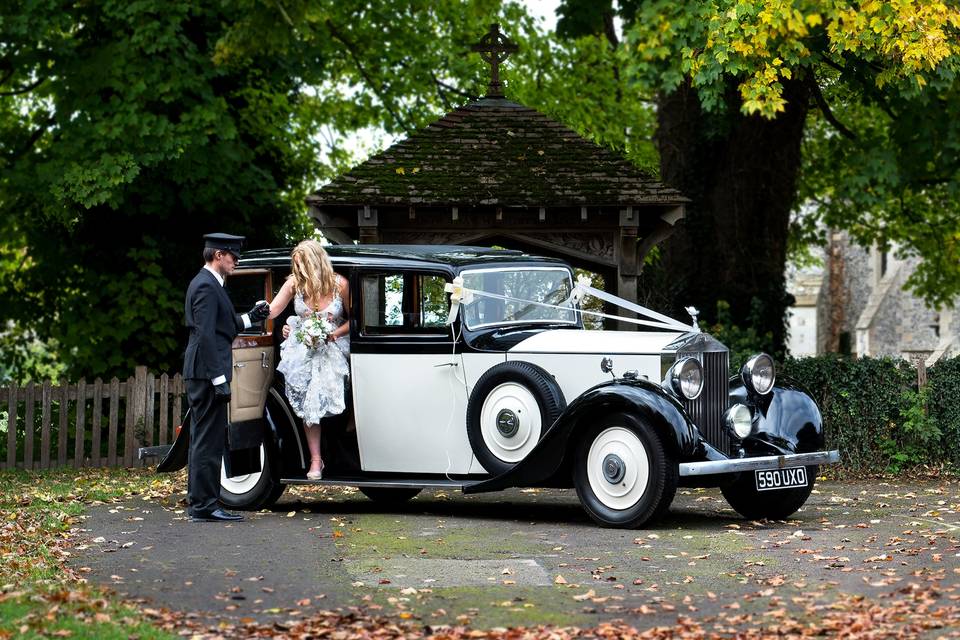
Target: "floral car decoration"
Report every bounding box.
[143,245,839,528]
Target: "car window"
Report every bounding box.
[460,267,577,329]
[226,271,269,335]
[361,272,449,335]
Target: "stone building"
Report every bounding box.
[786,231,957,365]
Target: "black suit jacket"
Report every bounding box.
[183,268,244,381]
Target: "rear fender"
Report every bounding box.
[267,386,307,474]
[156,409,191,472]
[464,379,698,493]
[156,388,303,476]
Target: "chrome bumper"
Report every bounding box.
[678,450,840,477]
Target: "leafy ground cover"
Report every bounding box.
[4,468,960,638]
[0,468,180,639]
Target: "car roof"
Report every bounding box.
[238,244,571,271]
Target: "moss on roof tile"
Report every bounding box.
[307,98,687,209]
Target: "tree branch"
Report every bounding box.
[602,11,619,49]
[324,18,411,135]
[807,74,856,140]
[431,73,476,101]
[5,115,54,163]
[819,54,898,121]
[0,76,46,97]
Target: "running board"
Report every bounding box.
[281,477,483,490]
[679,450,840,477]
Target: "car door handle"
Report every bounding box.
[234,362,246,368]
[433,362,459,368]
[261,352,269,368]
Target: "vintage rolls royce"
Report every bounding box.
[144,245,839,528]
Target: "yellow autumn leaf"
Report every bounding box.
[395,167,405,175]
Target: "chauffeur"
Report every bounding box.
[183,233,270,522]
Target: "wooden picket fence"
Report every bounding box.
[0,367,187,470]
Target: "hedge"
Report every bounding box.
[780,355,960,476]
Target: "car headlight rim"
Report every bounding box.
[741,353,776,396]
[671,356,704,400]
[724,403,754,439]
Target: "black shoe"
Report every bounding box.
[190,508,243,522]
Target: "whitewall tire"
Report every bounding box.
[574,412,677,528]
[219,442,286,510]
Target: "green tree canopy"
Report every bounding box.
[625,0,960,340]
[0,0,514,380]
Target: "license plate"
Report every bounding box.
[754,466,807,491]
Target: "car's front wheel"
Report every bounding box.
[219,443,286,510]
[721,465,817,520]
[573,412,677,528]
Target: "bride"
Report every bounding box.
[261,239,350,479]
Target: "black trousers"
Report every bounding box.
[185,378,226,516]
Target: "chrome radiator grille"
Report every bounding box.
[681,350,732,456]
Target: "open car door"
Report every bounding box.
[224,269,275,477]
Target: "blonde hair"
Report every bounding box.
[288,240,337,308]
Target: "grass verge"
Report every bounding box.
[0,467,182,640]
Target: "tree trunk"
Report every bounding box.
[653,78,810,354]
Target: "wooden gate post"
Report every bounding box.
[128,366,148,467]
[6,383,18,469]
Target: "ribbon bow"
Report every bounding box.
[569,274,593,306]
[444,276,473,324]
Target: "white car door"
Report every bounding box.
[350,270,476,474]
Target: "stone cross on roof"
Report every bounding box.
[471,23,518,98]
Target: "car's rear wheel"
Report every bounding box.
[466,361,565,475]
[573,412,677,528]
[219,443,286,510]
[359,487,422,503]
[721,465,817,520]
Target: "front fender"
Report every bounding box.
[464,378,698,493]
[730,378,824,455]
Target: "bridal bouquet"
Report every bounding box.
[294,312,334,352]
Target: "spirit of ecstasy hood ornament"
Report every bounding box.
[684,306,700,331]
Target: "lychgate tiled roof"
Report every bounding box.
[307,97,687,209]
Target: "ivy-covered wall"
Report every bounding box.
[781,355,960,475]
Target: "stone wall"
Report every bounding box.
[829,232,952,360]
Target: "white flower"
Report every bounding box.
[296,312,333,351]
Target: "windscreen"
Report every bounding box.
[461,267,577,329]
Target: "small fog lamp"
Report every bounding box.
[724,403,754,439]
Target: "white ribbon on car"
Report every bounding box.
[443,276,474,325]
[445,274,696,333]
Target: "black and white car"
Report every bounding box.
[146,245,839,528]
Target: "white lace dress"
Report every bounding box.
[276,281,350,424]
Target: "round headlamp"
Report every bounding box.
[741,353,776,396]
[671,357,704,400]
[724,403,753,439]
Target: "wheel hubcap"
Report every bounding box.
[585,427,650,510]
[479,382,543,463]
[602,454,625,484]
[496,409,519,437]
